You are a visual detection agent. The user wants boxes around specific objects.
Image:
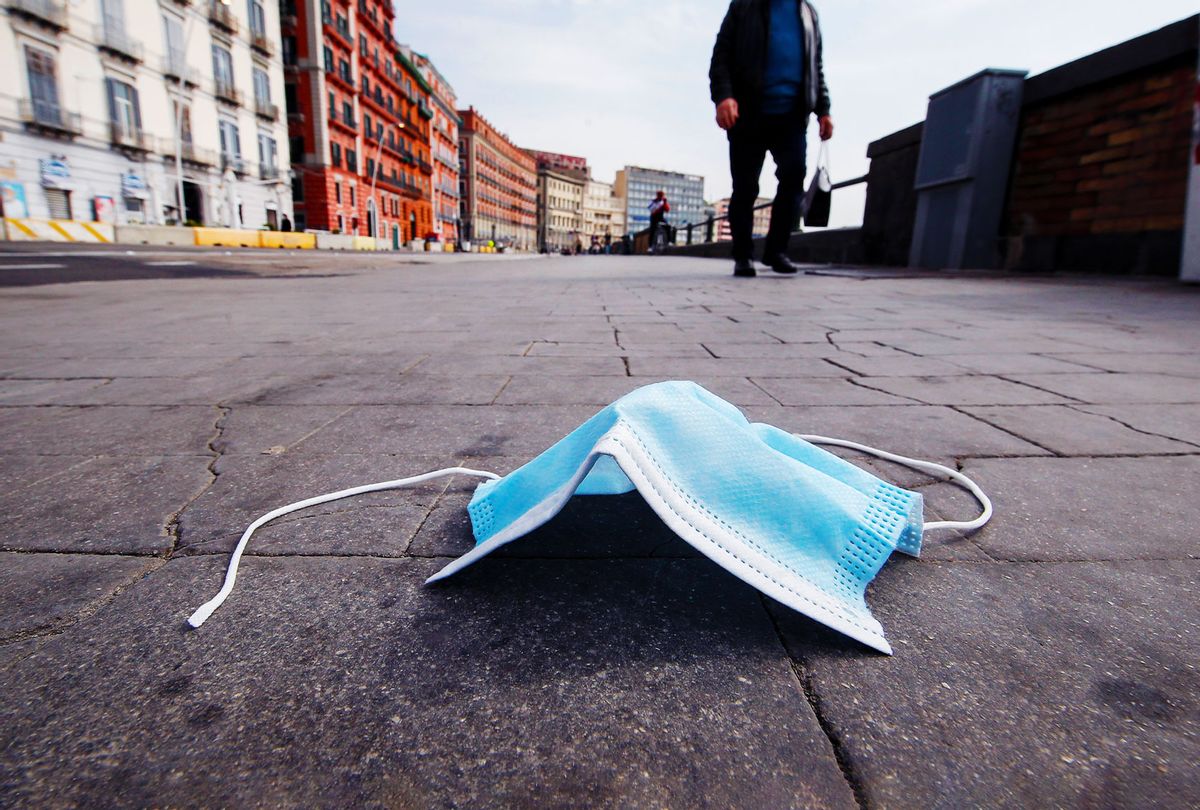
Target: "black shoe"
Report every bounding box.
[762,254,800,274]
[733,258,756,277]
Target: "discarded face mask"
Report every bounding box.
[188,381,991,654]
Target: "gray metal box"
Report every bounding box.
[909,69,1027,269]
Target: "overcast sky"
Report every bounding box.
[402,1,1198,228]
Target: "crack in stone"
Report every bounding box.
[844,376,927,405]
[759,595,870,809]
[1066,404,1200,450]
[163,405,231,556]
[996,374,1089,404]
[947,405,1061,456]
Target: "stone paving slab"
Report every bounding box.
[495,374,777,407]
[292,404,605,459]
[233,373,511,406]
[0,552,157,639]
[962,456,1200,561]
[738,404,1052,459]
[859,375,1075,406]
[177,453,454,556]
[0,455,213,555]
[0,405,218,456]
[962,405,1196,456]
[749,378,916,406]
[1006,372,1200,404]
[1046,352,1200,376]
[0,556,855,809]
[768,559,1200,809]
[1074,403,1200,447]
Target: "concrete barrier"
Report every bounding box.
[315,233,355,250]
[2,218,113,243]
[351,236,377,251]
[194,227,260,248]
[260,231,317,249]
[114,224,195,246]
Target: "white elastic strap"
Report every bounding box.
[186,467,500,628]
[798,435,992,533]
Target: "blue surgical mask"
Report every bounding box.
[188,382,990,654]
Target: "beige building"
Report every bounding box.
[712,197,772,242]
[0,0,292,227]
[537,168,583,252]
[582,177,625,247]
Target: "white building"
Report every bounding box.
[582,177,625,247]
[0,0,291,228]
[536,167,583,253]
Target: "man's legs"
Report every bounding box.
[728,119,767,262]
[762,112,808,262]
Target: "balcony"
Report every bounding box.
[220,154,248,175]
[96,23,143,62]
[356,0,381,34]
[162,55,201,85]
[19,99,81,135]
[328,108,357,133]
[5,0,67,29]
[159,140,218,166]
[260,164,282,181]
[213,80,241,106]
[417,101,433,119]
[417,158,433,174]
[255,100,279,121]
[279,0,296,25]
[209,1,238,33]
[250,29,274,56]
[110,122,150,151]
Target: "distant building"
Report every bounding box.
[711,197,771,242]
[582,177,625,245]
[458,106,536,249]
[536,168,584,252]
[526,150,588,179]
[0,0,292,227]
[283,0,433,244]
[615,165,705,235]
[411,50,460,243]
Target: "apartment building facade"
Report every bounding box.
[0,0,292,227]
[411,50,459,243]
[582,177,625,245]
[536,168,583,253]
[283,0,432,243]
[458,106,536,249]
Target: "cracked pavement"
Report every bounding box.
[1,248,1199,807]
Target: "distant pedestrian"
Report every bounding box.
[710,0,834,277]
[281,214,292,232]
[647,190,670,253]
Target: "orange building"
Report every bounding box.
[458,107,537,250]
[282,0,432,244]
[411,52,460,243]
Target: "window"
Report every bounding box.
[361,75,369,95]
[101,0,126,36]
[349,184,355,205]
[331,142,341,166]
[366,157,374,178]
[320,0,331,24]
[24,47,60,122]
[252,67,271,106]
[106,78,141,139]
[247,0,266,38]
[212,45,235,94]
[323,46,333,73]
[284,82,298,112]
[289,135,304,161]
[363,113,372,138]
[328,91,335,116]
[258,132,277,175]
[162,14,184,71]
[341,101,353,127]
[218,118,241,167]
[335,182,341,203]
[282,36,297,65]
[174,101,193,143]
[339,60,351,83]
[358,34,367,58]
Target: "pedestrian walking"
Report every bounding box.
[709,0,834,277]
[647,190,670,253]
[280,214,292,232]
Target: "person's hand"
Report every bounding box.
[818,115,834,141]
[716,98,739,130]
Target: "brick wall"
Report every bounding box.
[1006,56,1195,272]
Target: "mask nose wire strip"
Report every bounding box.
[797,435,993,533]
[186,467,500,629]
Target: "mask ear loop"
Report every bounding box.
[797,435,992,533]
[186,467,500,629]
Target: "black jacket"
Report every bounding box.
[709,0,831,118]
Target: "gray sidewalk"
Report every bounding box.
[1,251,1198,807]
